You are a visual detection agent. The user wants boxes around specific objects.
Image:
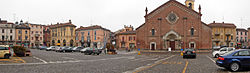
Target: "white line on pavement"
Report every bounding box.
[123,55,175,73]
[33,56,48,64]
[206,56,215,63]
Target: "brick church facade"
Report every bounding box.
[136,0,212,50]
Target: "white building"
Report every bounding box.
[0,18,16,46]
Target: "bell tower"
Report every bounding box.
[185,0,195,10]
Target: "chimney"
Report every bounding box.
[80,26,83,28]
[213,21,215,23]
[0,18,1,22]
[69,20,72,24]
[198,5,201,14]
[145,7,148,16]
[222,22,224,24]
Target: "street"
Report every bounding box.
[0,49,249,73]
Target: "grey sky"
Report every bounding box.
[0,0,249,32]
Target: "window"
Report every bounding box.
[40,31,42,34]
[220,48,227,51]
[19,30,21,34]
[94,31,96,35]
[25,30,28,34]
[88,31,90,35]
[10,30,12,33]
[2,36,4,40]
[191,28,194,36]
[18,36,21,40]
[40,37,42,40]
[246,37,247,42]
[231,36,233,40]
[2,29,4,33]
[129,36,132,41]
[32,31,33,34]
[133,36,136,41]
[10,36,12,40]
[76,33,78,40]
[25,36,28,40]
[241,32,242,35]
[122,37,124,41]
[238,51,250,56]
[94,36,96,40]
[81,32,84,36]
[236,32,238,35]
[228,48,234,51]
[32,37,33,40]
[81,36,84,42]
[245,32,247,35]
[152,29,155,36]
[236,37,238,42]
[70,27,73,36]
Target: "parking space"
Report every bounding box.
[0,57,26,64]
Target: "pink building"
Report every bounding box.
[236,28,248,48]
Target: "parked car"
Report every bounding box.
[212,47,235,58]
[39,46,48,50]
[72,47,83,52]
[216,49,250,72]
[0,45,11,59]
[55,47,63,52]
[46,46,57,51]
[183,48,196,58]
[57,47,73,53]
[80,47,90,53]
[25,49,32,56]
[83,48,102,55]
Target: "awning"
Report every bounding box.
[237,43,241,44]
[57,43,61,45]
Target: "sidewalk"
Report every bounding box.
[140,49,212,53]
[116,50,137,54]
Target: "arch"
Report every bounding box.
[189,42,196,49]
[63,39,66,46]
[163,30,181,40]
[70,39,74,47]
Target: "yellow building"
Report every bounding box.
[50,20,76,47]
[15,21,31,48]
[208,22,236,47]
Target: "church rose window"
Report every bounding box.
[166,12,179,24]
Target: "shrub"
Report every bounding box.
[13,46,26,57]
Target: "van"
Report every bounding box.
[0,45,11,59]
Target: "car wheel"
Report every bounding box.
[215,54,219,58]
[4,54,10,59]
[63,50,65,53]
[97,53,100,55]
[183,55,185,58]
[230,62,240,72]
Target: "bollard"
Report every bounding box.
[138,48,141,55]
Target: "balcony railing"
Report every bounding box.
[225,33,231,36]
[214,33,220,36]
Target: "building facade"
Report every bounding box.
[43,25,51,47]
[236,28,248,48]
[15,21,31,48]
[136,0,212,50]
[75,25,111,48]
[28,24,44,48]
[115,25,136,49]
[50,20,76,47]
[208,22,236,47]
[248,28,250,47]
[0,18,15,46]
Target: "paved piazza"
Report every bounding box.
[0,49,249,73]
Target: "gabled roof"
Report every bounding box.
[145,0,201,18]
[208,22,236,28]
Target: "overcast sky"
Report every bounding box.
[0,0,250,32]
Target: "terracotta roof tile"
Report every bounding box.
[208,23,236,28]
[76,25,110,31]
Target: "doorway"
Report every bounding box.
[150,42,156,50]
[170,41,175,50]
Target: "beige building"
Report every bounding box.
[75,25,111,48]
[115,25,136,49]
[50,20,76,47]
[208,22,236,47]
[15,21,31,48]
[0,18,15,46]
[28,24,44,48]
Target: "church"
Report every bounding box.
[136,0,212,50]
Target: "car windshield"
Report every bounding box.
[0,47,8,50]
[222,50,235,56]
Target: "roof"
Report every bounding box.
[115,31,136,35]
[248,27,250,30]
[236,28,248,32]
[145,0,201,18]
[75,25,110,31]
[50,22,76,28]
[208,22,236,28]
[16,24,30,29]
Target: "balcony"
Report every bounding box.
[35,34,40,37]
[225,33,231,36]
[214,33,220,36]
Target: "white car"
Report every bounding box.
[212,47,235,58]
[80,47,90,53]
[46,46,57,51]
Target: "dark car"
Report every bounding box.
[183,48,196,58]
[216,49,250,72]
[83,48,102,55]
[57,47,73,53]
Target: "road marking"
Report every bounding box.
[182,61,189,73]
[33,56,47,64]
[206,56,215,63]
[123,55,175,73]
[16,57,26,63]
